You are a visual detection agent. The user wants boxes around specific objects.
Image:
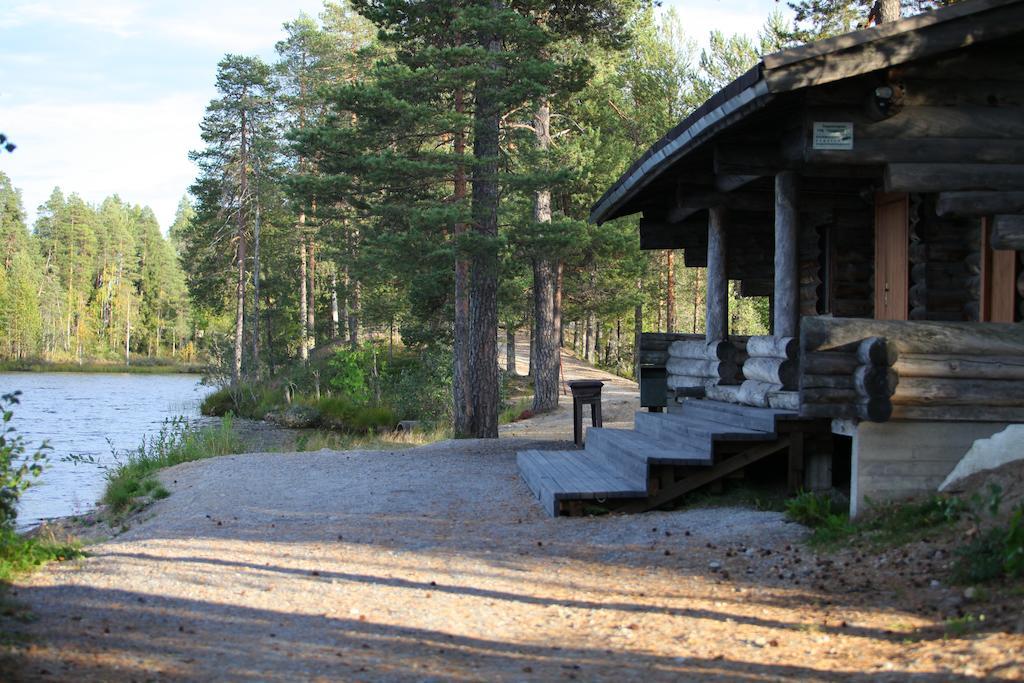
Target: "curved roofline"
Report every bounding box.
[590,0,1023,225]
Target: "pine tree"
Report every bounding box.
[188,55,277,384]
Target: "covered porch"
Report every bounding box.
[519,0,1024,516]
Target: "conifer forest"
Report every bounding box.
[2,0,875,437]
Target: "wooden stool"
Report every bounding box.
[568,380,604,446]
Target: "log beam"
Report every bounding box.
[936,191,1024,217]
[885,163,1024,193]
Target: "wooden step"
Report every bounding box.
[517,449,646,516]
[586,427,712,467]
[675,398,796,432]
[634,411,774,449]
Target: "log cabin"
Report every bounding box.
[518,0,1024,517]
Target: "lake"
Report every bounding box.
[1,372,212,530]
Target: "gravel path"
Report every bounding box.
[3,349,1022,681]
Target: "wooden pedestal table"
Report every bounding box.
[568,380,604,447]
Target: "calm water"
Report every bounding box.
[1,372,212,529]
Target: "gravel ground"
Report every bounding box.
[3,350,1022,681]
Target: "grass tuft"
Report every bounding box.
[102,416,244,516]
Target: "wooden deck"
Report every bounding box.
[517,399,815,516]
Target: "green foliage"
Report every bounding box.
[953,503,1024,585]
[327,345,374,404]
[0,528,82,584]
[315,397,395,434]
[785,491,854,545]
[0,392,49,530]
[102,416,244,515]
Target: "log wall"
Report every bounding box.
[801,316,1024,422]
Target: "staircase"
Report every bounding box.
[517,399,806,516]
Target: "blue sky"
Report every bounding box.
[1,0,788,230]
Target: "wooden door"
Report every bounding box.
[981,217,1018,322]
[874,193,909,320]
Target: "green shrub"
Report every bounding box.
[315,397,395,434]
[347,406,396,434]
[200,384,282,419]
[326,344,374,404]
[0,392,49,530]
[200,387,234,416]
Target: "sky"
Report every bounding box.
[1,0,788,231]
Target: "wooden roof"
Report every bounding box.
[590,0,1024,225]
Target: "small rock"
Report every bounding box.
[709,561,721,571]
[963,586,978,600]
[930,579,941,588]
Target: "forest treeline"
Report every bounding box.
[0,174,193,364]
[0,0,935,431]
[173,0,943,437]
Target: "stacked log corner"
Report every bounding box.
[801,317,1024,422]
[722,335,800,410]
[801,337,896,421]
[666,337,740,398]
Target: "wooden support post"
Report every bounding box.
[706,206,728,341]
[787,431,805,494]
[774,171,800,338]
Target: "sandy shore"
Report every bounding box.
[2,350,1022,681]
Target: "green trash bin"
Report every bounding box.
[639,366,667,409]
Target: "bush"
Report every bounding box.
[316,397,395,434]
[0,392,49,529]
[200,384,282,419]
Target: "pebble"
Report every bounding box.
[709,561,721,571]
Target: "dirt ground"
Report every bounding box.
[2,344,1023,681]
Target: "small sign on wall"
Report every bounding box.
[812,122,854,150]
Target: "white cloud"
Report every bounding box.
[3,93,208,230]
[8,0,144,37]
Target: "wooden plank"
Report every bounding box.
[886,164,1024,193]
[991,248,1018,322]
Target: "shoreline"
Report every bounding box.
[0,360,206,375]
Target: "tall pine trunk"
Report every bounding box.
[298,229,308,362]
[307,238,316,352]
[252,199,261,372]
[330,270,340,339]
[233,109,248,385]
[467,16,501,438]
[506,326,517,377]
[452,84,473,437]
[531,98,560,413]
